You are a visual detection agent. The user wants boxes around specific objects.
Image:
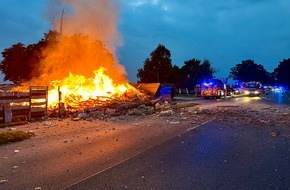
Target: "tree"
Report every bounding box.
[179,58,215,90]
[170,65,183,87]
[0,30,60,84]
[273,58,290,88]
[229,59,270,84]
[0,43,28,84]
[137,44,173,83]
[199,59,216,82]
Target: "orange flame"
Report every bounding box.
[48,67,137,108]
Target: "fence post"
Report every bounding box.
[3,103,12,123]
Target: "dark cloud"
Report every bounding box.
[118,0,290,81]
[1,0,290,82]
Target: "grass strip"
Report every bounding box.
[0,130,34,145]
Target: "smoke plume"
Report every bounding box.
[39,0,126,84]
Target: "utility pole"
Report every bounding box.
[60,8,64,35]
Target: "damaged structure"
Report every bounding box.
[0,86,48,123]
[0,83,175,123]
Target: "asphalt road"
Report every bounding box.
[63,95,290,190]
[64,120,290,190]
[1,95,289,190]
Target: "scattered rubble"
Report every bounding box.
[8,127,17,131]
[1,96,290,190]
[210,105,290,128]
[43,122,58,127]
[12,166,19,169]
[0,179,8,184]
[169,121,180,124]
[271,130,279,137]
[159,110,174,116]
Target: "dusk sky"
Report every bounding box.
[1,0,290,83]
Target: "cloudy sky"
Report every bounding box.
[1,0,290,83]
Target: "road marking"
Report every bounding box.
[186,120,211,132]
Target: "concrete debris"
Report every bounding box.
[159,110,174,116]
[72,117,81,121]
[43,122,57,127]
[14,150,20,153]
[187,107,201,114]
[35,187,42,190]
[8,127,17,131]
[77,112,87,118]
[43,122,51,126]
[128,108,144,116]
[0,180,8,184]
[271,130,279,137]
[155,101,171,111]
[186,107,211,114]
[169,121,180,124]
[155,102,161,110]
[259,120,269,123]
[162,101,171,110]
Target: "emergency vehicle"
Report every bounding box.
[200,79,226,99]
[241,81,263,96]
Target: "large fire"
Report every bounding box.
[48,67,137,108]
[13,0,139,109]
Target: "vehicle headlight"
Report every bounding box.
[244,90,250,95]
[254,90,259,94]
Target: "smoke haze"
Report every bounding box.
[39,0,126,84]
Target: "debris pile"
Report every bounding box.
[210,105,290,127]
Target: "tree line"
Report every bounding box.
[0,31,59,84]
[137,44,290,89]
[0,31,290,89]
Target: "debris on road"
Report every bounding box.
[0,179,8,184]
[271,130,279,137]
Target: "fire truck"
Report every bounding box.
[241,81,264,96]
[200,79,226,99]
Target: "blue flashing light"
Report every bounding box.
[279,86,285,92]
[203,81,217,87]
